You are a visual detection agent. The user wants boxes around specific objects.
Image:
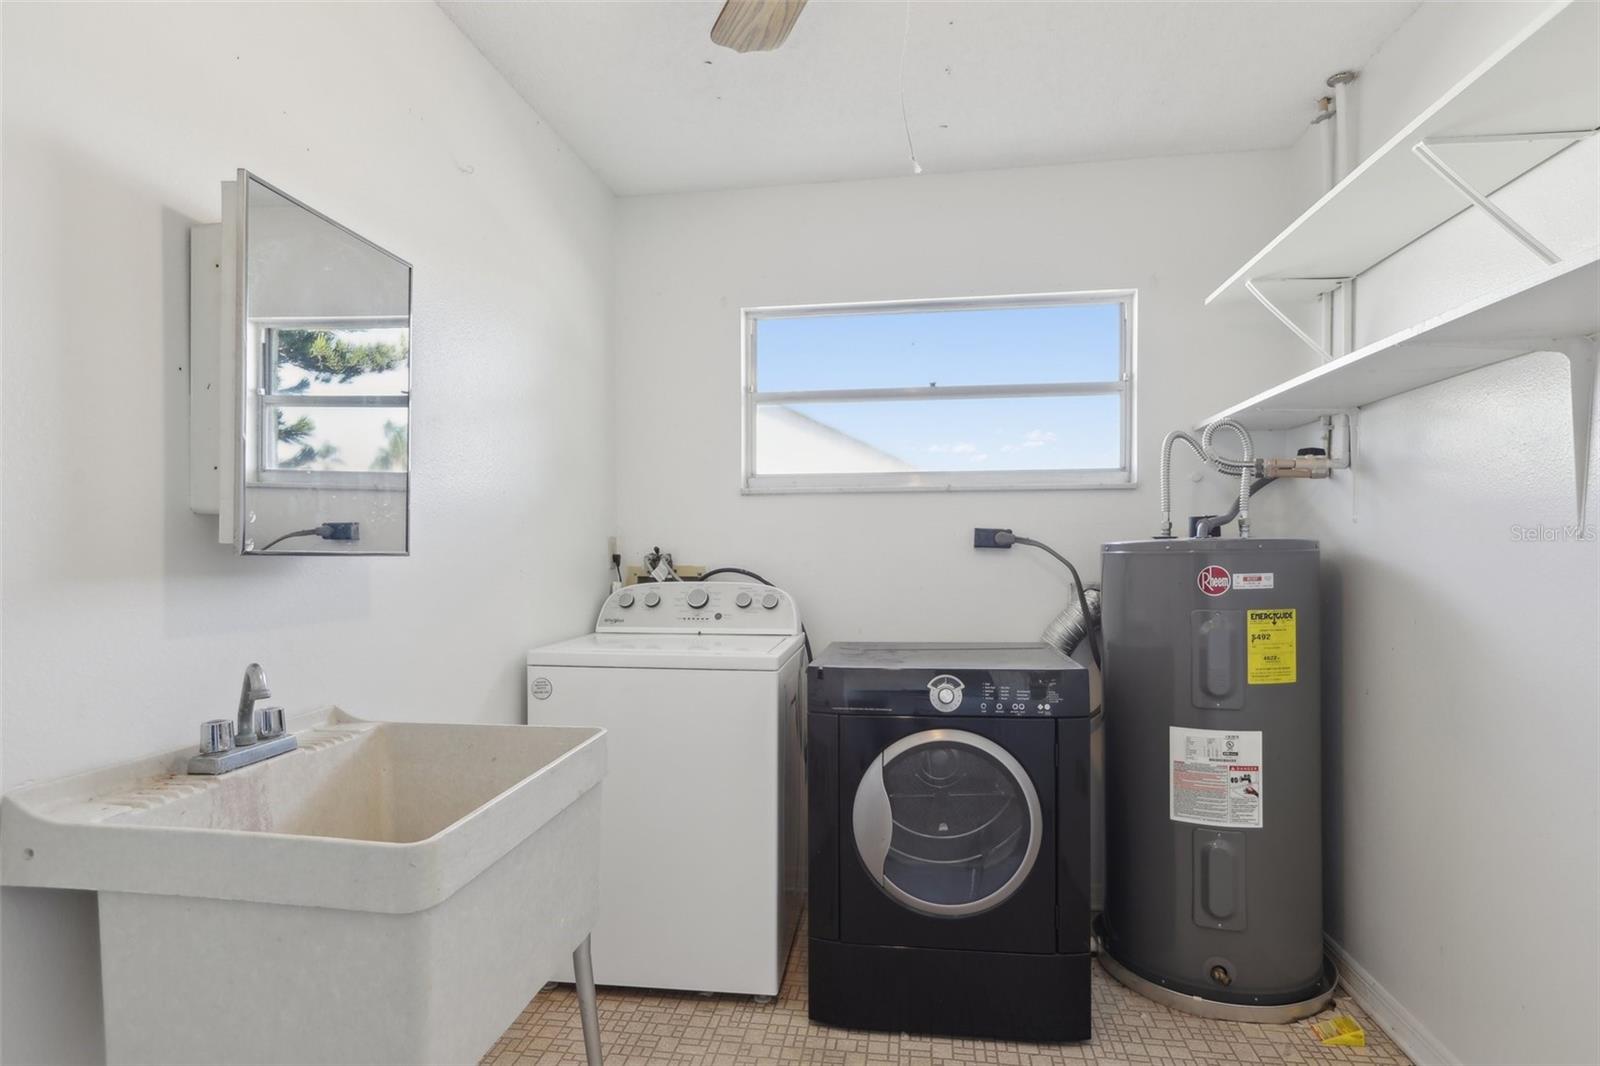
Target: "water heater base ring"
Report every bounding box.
[1098,949,1337,1024]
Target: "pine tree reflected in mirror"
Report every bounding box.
[274,410,338,469]
[274,328,408,391]
[372,421,408,472]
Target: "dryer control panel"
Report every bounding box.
[807,641,1090,719]
[595,581,800,636]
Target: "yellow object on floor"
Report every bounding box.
[1311,1013,1368,1047]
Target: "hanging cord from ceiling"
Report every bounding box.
[898,0,922,175]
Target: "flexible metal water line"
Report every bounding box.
[1202,419,1255,537]
[1157,430,1208,538]
[1158,420,1257,538]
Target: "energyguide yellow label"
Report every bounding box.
[1246,608,1296,685]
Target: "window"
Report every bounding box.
[741,292,1134,493]
[252,320,410,488]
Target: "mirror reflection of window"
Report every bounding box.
[262,325,410,475]
[240,173,411,555]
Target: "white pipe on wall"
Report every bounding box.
[1314,97,1337,193]
[1311,95,1338,359]
[1323,73,1358,356]
[1327,71,1358,180]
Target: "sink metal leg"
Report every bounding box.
[573,935,603,1066]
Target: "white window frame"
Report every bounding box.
[250,316,409,491]
[740,290,1136,494]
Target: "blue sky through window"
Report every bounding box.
[757,302,1121,391]
[754,301,1124,472]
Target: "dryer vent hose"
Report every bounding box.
[1042,586,1102,659]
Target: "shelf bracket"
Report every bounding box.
[1558,337,1598,526]
[1409,132,1597,266]
[1245,277,1350,360]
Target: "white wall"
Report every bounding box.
[0,3,614,1062]
[612,152,1295,649]
[1253,4,1599,1063]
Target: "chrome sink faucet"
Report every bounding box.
[189,663,298,775]
[236,662,270,746]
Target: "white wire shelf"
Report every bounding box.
[1199,0,1598,519]
[1207,1,1596,311]
[1200,253,1598,431]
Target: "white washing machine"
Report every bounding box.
[525,580,807,996]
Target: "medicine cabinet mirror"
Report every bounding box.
[190,171,411,555]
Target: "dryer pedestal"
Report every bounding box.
[809,939,1090,1043]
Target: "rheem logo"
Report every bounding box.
[1197,565,1231,596]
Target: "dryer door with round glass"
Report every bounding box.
[852,729,1043,918]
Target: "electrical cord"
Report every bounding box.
[256,522,360,553]
[700,567,774,584]
[995,531,1103,670]
[257,528,322,552]
[697,567,813,662]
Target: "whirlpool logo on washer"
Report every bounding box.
[530,677,554,700]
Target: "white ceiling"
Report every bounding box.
[441,0,1419,196]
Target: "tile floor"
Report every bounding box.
[484,922,1408,1066]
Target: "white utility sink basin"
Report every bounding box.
[0,709,606,1066]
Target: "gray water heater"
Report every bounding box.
[1099,538,1331,1017]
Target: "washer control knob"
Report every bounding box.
[927,675,964,712]
[617,591,636,608]
[761,592,780,610]
[686,588,710,609]
[643,589,661,608]
[735,591,753,608]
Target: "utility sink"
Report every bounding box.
[0,709,606,1066]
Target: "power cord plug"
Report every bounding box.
[973,527,1016,549]
[316,522,359,542]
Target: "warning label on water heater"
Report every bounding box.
[1170,727,1263,829]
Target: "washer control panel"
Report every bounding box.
[595,581,800,636]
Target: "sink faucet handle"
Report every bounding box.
[257,707,286,739]
[200,719,235,755]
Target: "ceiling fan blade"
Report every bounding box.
[710,0,808,53]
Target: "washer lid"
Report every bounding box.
[526,632,805,671]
